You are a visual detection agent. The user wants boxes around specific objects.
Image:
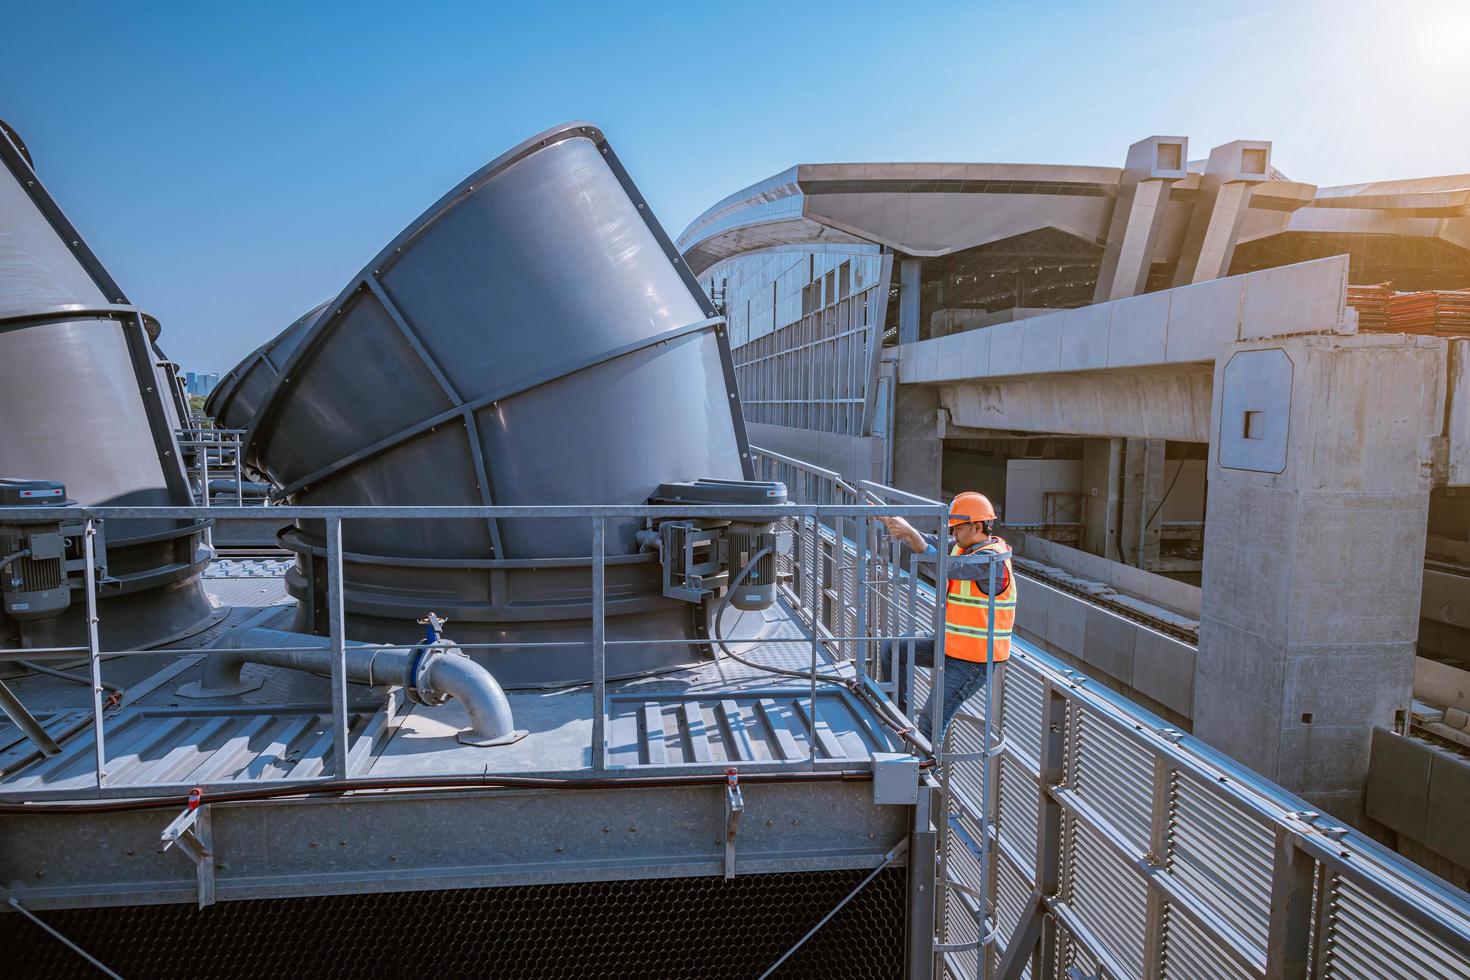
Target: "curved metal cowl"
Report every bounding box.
[205,300,327,434]
[0,120,213,651]
[236,122,752,686]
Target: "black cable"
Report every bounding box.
[0,769,874,815]
[1141,457,1186,542]
[711,547,847,686]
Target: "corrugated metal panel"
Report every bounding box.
[1057,922,1104,980]
[1320,874,1470,979]
[1160,898,1245,979]
[946,711,986,817]
[997,753,1039,873]
[1167,772,1272,965]
[1002,660,1046,772]
[1060,814,1147,978]
[1069,704,1153,855]
[605,688,894,767]
[1,704,389,792]
[991,845,1034,979]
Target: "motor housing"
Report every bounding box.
[0,479,104,635]
[646,479,788,611]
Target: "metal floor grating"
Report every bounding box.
[607,688,893,767]
[0,592,902,795]
[2,703,397,793]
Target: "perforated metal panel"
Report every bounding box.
[10,869,905,979]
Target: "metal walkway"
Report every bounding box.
[751,446,1470,979]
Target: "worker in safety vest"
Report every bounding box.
[877,491,1016,735]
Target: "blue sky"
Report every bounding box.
[7,0,1470,372]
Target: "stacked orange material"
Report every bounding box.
[1385,289,1470,335]
[1346,282,1392,331]
[1430,290,1470,335]
[1387,291,1439,334]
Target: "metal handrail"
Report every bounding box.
[0,487,949,803]
[934,622,1470,978]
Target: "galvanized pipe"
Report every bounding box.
[197,625,524,746]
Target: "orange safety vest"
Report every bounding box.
[944,538,1016,663]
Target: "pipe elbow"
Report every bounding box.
[423,652,527,747]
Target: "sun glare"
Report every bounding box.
[1412,0,1470,73]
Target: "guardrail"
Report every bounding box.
[938,620,1470,978]
[0,493,949,803]
[175,427,250,518]
[748,449,1470,978]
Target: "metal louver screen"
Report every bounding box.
[11,869,906,979]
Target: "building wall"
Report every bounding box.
[1003,458,1083,524]
[703,247,890,443]
[702,248,883,349]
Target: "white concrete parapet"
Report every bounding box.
[898,254,1350,384]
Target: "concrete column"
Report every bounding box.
[1194,333,1445,822]
[1082,438,1124,559]
[1093,136,1187,303]
[893,384,942,502]
[1121,438,1165,567]
[899,258,922,345]
[1172,140,1271,287]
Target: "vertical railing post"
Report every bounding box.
[808,507,820,766]
[853,514,868,685]
[591,517,606,773]
[234,432,244,506]
[1265,824,1317,980]
[905,552,918,717]
[196,442,212,549]
[931,511,948,749]
[833,515,845,657]
[1033,681,1068,980]
[1142,756,1174,978]
[82,517,107,790]
[907,775,940,980]
[325,516,350,779]
[979,550,1001,952]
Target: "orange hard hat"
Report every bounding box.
[949,491,996,527]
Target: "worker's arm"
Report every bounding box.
[911,532,1011,595]
[876,519,1011,594]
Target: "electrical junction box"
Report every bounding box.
[872,752,920,805]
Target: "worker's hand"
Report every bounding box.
[876,516,910,535]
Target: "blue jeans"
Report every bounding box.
[885,636,990,738]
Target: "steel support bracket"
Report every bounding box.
[159,789,214,908]
[0,677,61,757]
[724,767,744,879]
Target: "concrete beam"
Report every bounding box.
[899,255,1350,386]
[938,367,1213,441]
